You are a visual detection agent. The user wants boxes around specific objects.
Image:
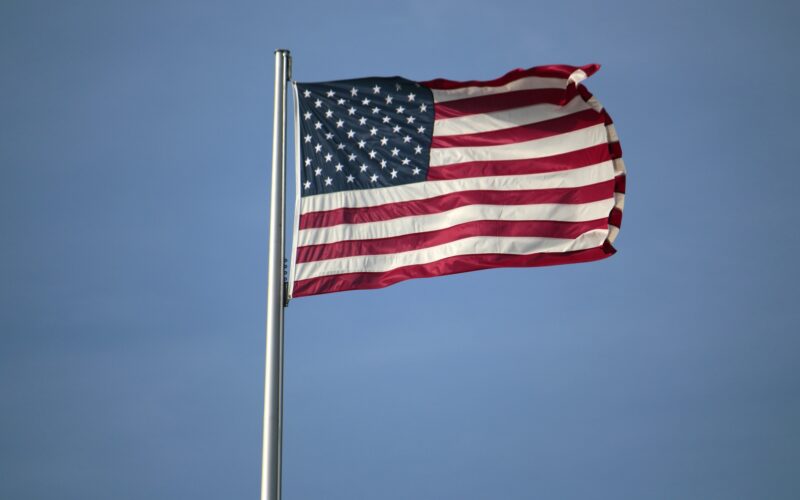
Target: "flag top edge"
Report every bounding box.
[421,64,600,90]
[292,64,600,88]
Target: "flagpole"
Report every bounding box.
[261,48,290,500]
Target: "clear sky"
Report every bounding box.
[2,0,799,499]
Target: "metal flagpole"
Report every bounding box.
[261,48,290,500]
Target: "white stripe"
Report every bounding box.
[430,69,587,103]
[613,157,626,176]
[585,95,604,113]
[605,124,618,142]
[432,96,592,137]
[608,225,620,244]
[295,228,608,280]
[298,198,615,246]
[614,192,625,211]
[429,123,608,167]
[301,160,615,213]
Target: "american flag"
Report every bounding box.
[289,64,625,298]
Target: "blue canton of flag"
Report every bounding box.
[295,78,434,196]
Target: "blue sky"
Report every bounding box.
[2,0,798,499]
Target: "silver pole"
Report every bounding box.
[261,48,290,500]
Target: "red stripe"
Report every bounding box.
[577,85,593,102]
[292,243,615,297]
[609,141,622,159]
[421,64,600,90]
[615,174,626,194]
[427,144,612,181]
[297,218,608,263]
[609,207,623,227]
[299,179,616,230]
[434,88,578,120]
[431,109,604,149]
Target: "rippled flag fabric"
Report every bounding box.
[289,64,625,298]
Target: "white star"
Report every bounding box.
[348,107,356,116]
[391,148,399,156]
[325,109,333,118]
[385,95,393,104]
[314,121,322,130]
[336,143,346,150]
[304,158,312,167]
[373,84,381,94]
[326,89,335,98]
[334,163,344,172]
[303,111,311,120]
[412,167,421,175]
[357,139,366,149]
[382,116,391,124]
[396,105,405,114]
[314,143,322,153]
[336,119,344,128]
[324,176,333,186]
[370,173,378,183]
[417,126,426,134]
[407,92,416,102]
[304,134,312,143]
[403,135,412,143]
[350,87,358,96]
[348,153,357,161]
[380,159,387,169]
[419,103,428,112]
[392,125,401,133]
[303,180,311,189]
[380,137,388,146]
[368,150,377,159]
[390,169,398,179]
[361,97,371,106]
[359,163,368,173]
[324,132,333,140]
[406,116,416,124]
[370,127,378,136]
[314,167,322,176]
[401,158,411,165]
[346,130,356,139]
[303,89,311,98]
[346,174,355,183]
[414,145,423,154]
[324,153,332,162]
[314,99,322,108]
[337,98,346,105]
[358,117,367,126]
[395,82,402,91]
[372,106,380,114]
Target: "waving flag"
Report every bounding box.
[289,64,625,298]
